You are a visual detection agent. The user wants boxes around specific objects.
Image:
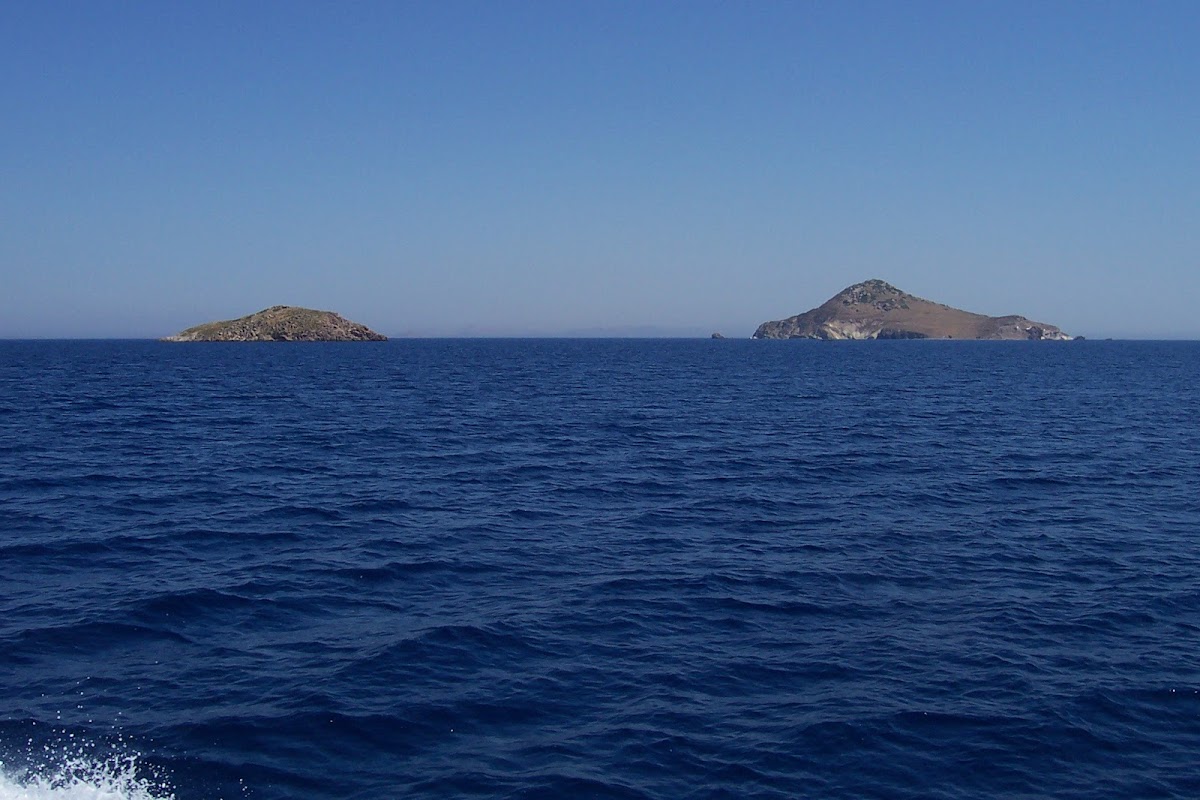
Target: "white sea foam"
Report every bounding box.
[0,754,174,800]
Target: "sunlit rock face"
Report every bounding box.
[162,306,387,342]
[752,280,1071,341]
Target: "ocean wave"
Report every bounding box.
[0,734,174,800]
[4,339,1200,799]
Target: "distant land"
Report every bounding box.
[162,306,387,342]
[389,324,720,338]
[752,280,1071,341]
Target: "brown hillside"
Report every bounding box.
[751,280,1070,341]
[162,306,387,342]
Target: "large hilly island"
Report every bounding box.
[752,280,1071,341]
[162,306,387,342]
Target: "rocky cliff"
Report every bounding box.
[752,280,1070,341]
[162,306,387,342]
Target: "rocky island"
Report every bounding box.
[752,280,1071,341]
[162,306,387,342]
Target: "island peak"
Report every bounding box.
[752,281,1070,341]
[162,306,387,342]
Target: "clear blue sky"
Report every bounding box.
[2,1,1196,338]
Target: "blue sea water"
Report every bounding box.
[1,338,1199,799]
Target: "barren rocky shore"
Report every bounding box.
[753,280,1071,340]
[162,306,387,342]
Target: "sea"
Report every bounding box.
[1,338,1198,799]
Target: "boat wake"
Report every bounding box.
[0,743,174,800]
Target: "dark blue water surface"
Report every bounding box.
[2,339,1199,799]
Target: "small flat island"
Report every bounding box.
[162,306,387,342]
[752,280,1071,341]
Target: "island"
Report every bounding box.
[751,279,1071,340]
[161,306,387,342]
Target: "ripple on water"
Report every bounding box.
[1,340,1199,799]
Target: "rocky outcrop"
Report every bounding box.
[162,306,387,342]
[752,280,1071,341]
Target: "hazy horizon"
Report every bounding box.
[3,2,1197,340]
[4,291,1200,342]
